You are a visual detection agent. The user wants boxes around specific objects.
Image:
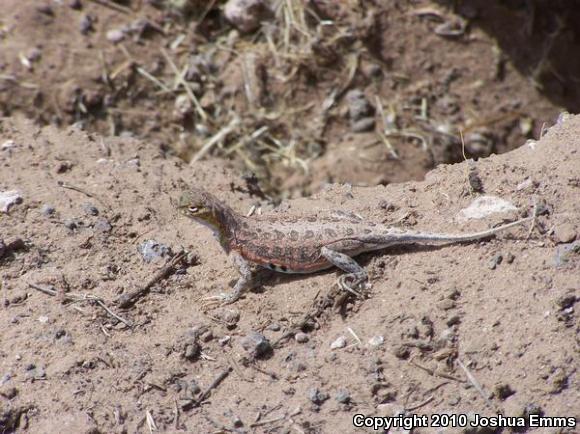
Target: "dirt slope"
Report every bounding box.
[0,115,578,433]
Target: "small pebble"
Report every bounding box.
[350,117,376,133]
[38,316,49,324]
[64,218,81,230]
[554,223,577,244]
[335,389,351,404]
[437,299,456,311]
[368,335,384,347]
[330,336,347,349]
[106,28,126,43]
[41,204,56,216]
[488,253,503,270]
[295,332,309,343]
[240,332,271,359]
[446,315,461,326]
[308,387,329,405]
[183,342,201,361]
[224,0,272,33]
[83,203,99,216]
[494,383,516,400]
[267,323,281,331]
[138,240,172,263]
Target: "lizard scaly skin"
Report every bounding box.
[178,188,533,304]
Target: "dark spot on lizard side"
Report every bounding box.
[284,246,294,258]
[325,228,337,237]
[290,230,299,241]
[272,246,283,257]
[345,227,354,236]
[307,216,317,223]
[364,228,372,234]
[274,230,285,240]
[255,245,269,258]
[304,230,314,239]
[262,231,271,240]
[299,247,311,262]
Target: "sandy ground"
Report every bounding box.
[0,114,578,433]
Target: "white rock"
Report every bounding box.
[1,140,16,150]
[330,336,347,349]
[0,191,22,213]
[224,0,272,33]
[457,195,517,220]
[368,335,384,347]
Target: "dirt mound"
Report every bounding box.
[1,115,578,432]
[0,0,567,196]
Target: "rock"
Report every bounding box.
[351,117,376,133]
[64,218,82,230]
[1,140,16,150]
[488,253,503,270]
[553,222,577,244]
[335,389,350,404]
[240,332,271,359]
[69,0,82,10]
[494,382,515,400]
[368,335,384,347]
[138,240,172,263]
[394,345,410,359]
[437,299,456,311]
[0,191,22,213]
[308,387,329,405]
[217,309,240,327]
[0,386,17,399]
[79,14,94,34]
[83,203,99,216]
[446,315,461,326]
[94,218,112,233]
[295,332,309,343]
[183,342,201,361]
[330,336,347,349]
[267,323,281,331]
[556,294,577,310]
[346,89,375,121]
[106,28,126,43]
[224,0,272,33]
[464,131,495,157]
[553,240,580,267]
[457,196,518,220]
[41,204,56,216]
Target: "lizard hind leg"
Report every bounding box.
[320,247,369,297]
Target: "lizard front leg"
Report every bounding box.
[203,252,259,305]
[321,247,369,296]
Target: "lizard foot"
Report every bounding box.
[337,274,370,298]
[200,292,239,309]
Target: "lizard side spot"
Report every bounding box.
[325,228,337,237]
[290,230,299,241]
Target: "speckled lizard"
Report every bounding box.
[178,188,533,304]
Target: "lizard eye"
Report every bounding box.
[188,206,199,214]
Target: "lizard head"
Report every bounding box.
[178,188,215,221]
[177,187,239,242]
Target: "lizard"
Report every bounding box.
[178,187,534,305]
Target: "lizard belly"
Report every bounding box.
[236,244,330,274]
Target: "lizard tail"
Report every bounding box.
[386,216,534,245]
